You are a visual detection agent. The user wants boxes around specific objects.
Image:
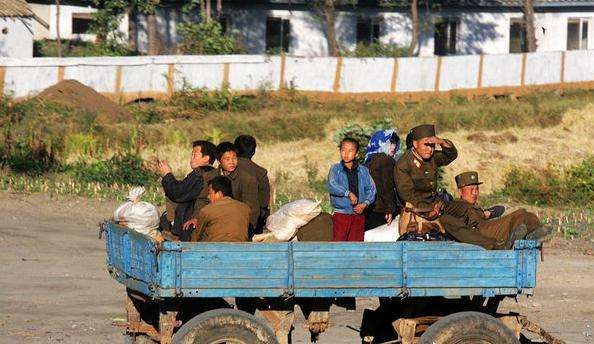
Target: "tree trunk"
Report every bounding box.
[216,0,222,17]
[56,0,62,57]
[147,12,159,55]
[408,0,419,56]
[323,0,340,57]
[128,7,137,53]
[205,0,212,22]
[523,0,537,52]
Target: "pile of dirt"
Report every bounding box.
[36,80,132,124]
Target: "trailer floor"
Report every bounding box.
[0,193,592,344]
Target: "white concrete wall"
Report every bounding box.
[0,18,34,58]
[1,51,593,98]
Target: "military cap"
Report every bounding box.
[410,124,436,140]
[455,171,483,188]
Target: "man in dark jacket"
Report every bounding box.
[159,140,216,241]
[234,135,270,236]
[440,171,552,249]
[186,142,260,237]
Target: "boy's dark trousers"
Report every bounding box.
[332,213,365,241]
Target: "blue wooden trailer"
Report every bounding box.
[102,222,562,344]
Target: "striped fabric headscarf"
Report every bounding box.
[364,129,400,164]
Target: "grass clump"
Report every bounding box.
[65,153,159,186]
[497,157,594,208]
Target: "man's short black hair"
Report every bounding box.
[192,140,217,165]
[405,131,413,150]
[339,137,359,152]
[209,176,233,197]
[234,135,257,159]
[215,142,237,161]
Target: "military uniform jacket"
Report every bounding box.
[237,157,270,211]
[440,199,497,249]
[193,167,260,228]
[394,141,457,209]
[191,197,250,242]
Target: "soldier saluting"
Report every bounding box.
[394,124,457,233]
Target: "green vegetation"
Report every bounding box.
[34,39,132,57]
[496,157,594,209]
[344,42,408,58]
[178,18,244,55]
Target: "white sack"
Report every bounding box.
[364,218,400,242]
[266,199,321,241]
[114,187,160,236]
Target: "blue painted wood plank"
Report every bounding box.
[175,242,291,252]
[407,277,517,288]
[180,278,288,289]
[407,251,515,260]
[295,278,403,288]
[181,268,288,279]
[293,242,402,251]
[295,259,402,269]
[407,267,515,278]
[294,268,402,277]
[410,259,516,269]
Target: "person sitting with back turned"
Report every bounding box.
[158,140,216,241]
[364,129,401,231]
[234,135,271,237]
[327,137,376,242]
[394,124,458,234]
[190,176,251,242]
[440,171,553,250]
[185,142,260,235]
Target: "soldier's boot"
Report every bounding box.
[503,224,528,250]
[525,224,553,243]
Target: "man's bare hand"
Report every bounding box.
[353,203,367,214]
[385,213,393,224]
[182,218,197,231]
[158,159,172,176]
[483,210,491,219]
[348,192,358,205]
[427,136,451,148]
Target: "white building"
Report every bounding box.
[130,0,594,56]
[28,0,128,42]
[0,0,47,58]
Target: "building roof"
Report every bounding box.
[0,0,36,18]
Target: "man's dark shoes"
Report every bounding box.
[504,224,528,250]
[526,224,554,243]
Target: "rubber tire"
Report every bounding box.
[420,311,520,344]
[172,308,278,344]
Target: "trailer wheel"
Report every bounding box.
[420,311,519,344]
[172,308,278,344]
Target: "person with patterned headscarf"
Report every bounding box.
[363,129,401,230]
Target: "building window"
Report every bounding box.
[434,17,457,56]
[567,18,589,50]
[509,19,527,53]
[356,16,381,45]
[217,15,228,34]
[266,17,291,54]
[72,13,93,34]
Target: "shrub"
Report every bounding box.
[0,138,58,175]
[66,153,159,186]
[344,42,408,58]
[498,157,594,208]
[178,18,243,55]
[333,118,394,162]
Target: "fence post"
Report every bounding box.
[0,67,5,97]
[477,54,484,88]
[434,56,442,91]
[279,53,286,90]
[520,53,527,87]
[390,58,399,92]
[222,63,230,90]
[167,64,175,96]
[57,65,65,83]
[560,51,566,84]
[332,56,343,93]
[114,65,122,101]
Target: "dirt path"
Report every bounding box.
[0,193,592,344]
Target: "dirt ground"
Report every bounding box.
[0,192,592,344]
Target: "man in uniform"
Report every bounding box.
[394,124,457,233]
[440,171,552,249]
